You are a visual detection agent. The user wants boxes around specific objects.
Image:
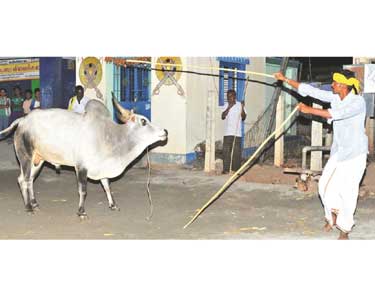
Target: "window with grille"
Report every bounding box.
[218,57,249,106]
[121,65,150,102]
[112,60,151,102]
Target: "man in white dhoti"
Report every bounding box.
[274,70,368,240]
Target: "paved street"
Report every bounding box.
[1,163,375,239]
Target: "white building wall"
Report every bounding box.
[151,57,188,158]
[105,62,114,117]
[186,57,220,153]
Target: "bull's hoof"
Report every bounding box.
[26,210,35,216]
[78,214,89,221]
[109,205,120,211]
[31,203,40,211]
[77,209,88,220]
[25,204,34,215]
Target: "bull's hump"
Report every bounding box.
[85,99,111,119]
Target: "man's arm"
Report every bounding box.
[274,72,337,103]
[221,103,234,120]
[274,72,300,90]
[241,102,247,121]
[298,103,332,119]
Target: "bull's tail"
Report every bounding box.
[0,117,24,140]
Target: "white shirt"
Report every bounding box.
[33,99,40,109]
[68,95,90,114]
[298,83,368,161]
[222,102,247,137]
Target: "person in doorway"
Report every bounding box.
[22,89,33,115]
[221,89,247,174]
[9,86,24,124]
[0,88,11,130]
[31,88,41,110]
[67,85,90,114]
[274,70,368,240]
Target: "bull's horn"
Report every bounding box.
[111,92,132,122]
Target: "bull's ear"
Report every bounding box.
[131,115,136,122]
[130,109,135,114]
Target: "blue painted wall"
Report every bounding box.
[62,59,76,108]
[39,57,76,109]
[149,152,196,165]
[39,57,62,108]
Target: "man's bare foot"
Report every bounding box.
[323,222,333,232]
[338,231,349,240]
[323,212,338,232]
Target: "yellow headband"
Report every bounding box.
[333,72,360,94]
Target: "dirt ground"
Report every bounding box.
[1,158,375,240]
[241,160,375,196]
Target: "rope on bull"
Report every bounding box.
[145,147,153,221]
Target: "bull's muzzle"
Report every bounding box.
[159,129,168,141]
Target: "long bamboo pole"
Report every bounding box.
[183,105,299,229]
[125,59,275,79]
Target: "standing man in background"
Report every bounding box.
[32,88,41,110]
[68,85,90,114]
[22,89,34,115]
[221,89,247,174]
[0,88,11,131]
[10,86,24,124]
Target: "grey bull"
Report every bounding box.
[0,93,168,219]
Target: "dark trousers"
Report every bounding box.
[223,135,242,173]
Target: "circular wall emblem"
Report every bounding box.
[155,56,182,85]
[79,57,103,89]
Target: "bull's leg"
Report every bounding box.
[14,132,37,214]
[75,167,88,219]
[18,173,33,213]
[29,161,45,210]
[100,178,120,211]
[17,161,33,213]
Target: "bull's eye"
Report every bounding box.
[141,118,147,126]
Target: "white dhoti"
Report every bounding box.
[318,153,367,232]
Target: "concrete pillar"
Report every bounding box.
[366,117,375,156]
[274,94,285,167]
[205,90,216,172]
[325,130,333,147]
[311,103,323,171]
